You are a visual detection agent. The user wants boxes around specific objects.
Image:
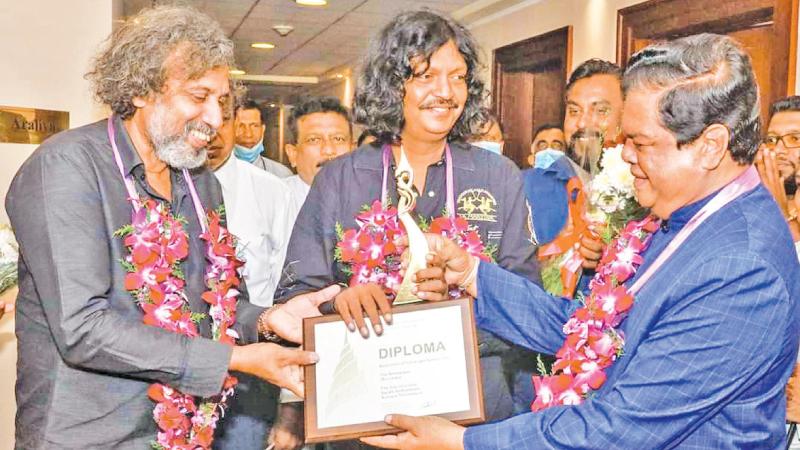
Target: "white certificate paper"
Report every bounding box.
[313,304,470,429]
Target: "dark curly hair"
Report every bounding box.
[86,5,234,120]
[353,10,489,144]
[623,33,761,165]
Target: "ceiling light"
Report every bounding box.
[269,103,277,108]
[251,42,275,49]
[295,0,327,6]
[273,24,295,37]
[229,69,246,75]
[335,73,344,79]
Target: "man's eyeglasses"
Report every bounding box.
[762,132,800,149]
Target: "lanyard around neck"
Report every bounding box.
[106,116,209,233]
[380,143,455,218]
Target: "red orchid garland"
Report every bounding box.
[116,198,243,449]
[335,200,494,298]
[531,215,660,411]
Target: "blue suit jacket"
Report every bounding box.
[465,183,800,449]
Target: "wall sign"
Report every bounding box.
[0,105,69,144]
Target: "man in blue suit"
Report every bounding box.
[362,33,800,450]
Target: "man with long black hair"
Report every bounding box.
[273,9,540,449]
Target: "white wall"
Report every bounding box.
[0,1,113,447]
[469,0,800,93]
[0,0,112,223]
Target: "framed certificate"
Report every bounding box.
[302,298,485,443]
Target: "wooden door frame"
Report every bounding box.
[617,0,798,98]
[492,26,573,119]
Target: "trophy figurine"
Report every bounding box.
[393,147,430,304]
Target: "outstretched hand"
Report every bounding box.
[229,343,317,398]
[268,284,342,344]
[360,414,465,450]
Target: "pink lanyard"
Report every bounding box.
[380,143,456,218]
[106,116,209,233]
[629,166,760,295]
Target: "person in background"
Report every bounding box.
[522,59,622,273]
[269,95,353,450]
[527,123,565,167]
[283,96,353,216]
[469,115,504,154]
[234,99,293,178]
[206,97,297,450]
[756,96,800,428]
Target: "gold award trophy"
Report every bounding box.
[393,147,430,305]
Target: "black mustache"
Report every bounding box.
[420,100,457,109]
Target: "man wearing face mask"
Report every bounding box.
[527,124,565,168]
[522,60,623,276]
[234,100,293,178]
[469,115,505,155]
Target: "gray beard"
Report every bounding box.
[146,104,209,170]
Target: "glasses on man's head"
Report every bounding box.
[763,132,800,149]
[534,140,565,151]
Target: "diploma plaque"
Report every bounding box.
[302,298,485,443]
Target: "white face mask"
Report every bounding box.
[473,141,503,154]
[533,148,565,169]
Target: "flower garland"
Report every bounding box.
[115,198,242,449]
[334,200,494,299]
[531,214,660,411]
[540,145,646,298]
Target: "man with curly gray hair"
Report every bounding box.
[7,5,339,449]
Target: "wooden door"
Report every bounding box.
[493,26,572,168]
[618,0,798,123]
[498,71,534,165]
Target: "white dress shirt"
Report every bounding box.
[214,156,297,306]
[283,174,311,220]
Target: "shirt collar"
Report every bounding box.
[111,115,145,177]
[661,189,718,231]
[214,153,237,186]
[352,141,476,172]
[541,156,577,181]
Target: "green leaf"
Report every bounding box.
[536,354,551,376]
[541,258,564,297]
[417,216,430,232]
[150,442,165,450]
[113,224,134,238]
[119,258,136,273]
[335,222,345,241]
[483,243,498,263]
[333,247,343,263]
[191,312,207,323]
[172,265,185,280]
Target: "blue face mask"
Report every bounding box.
[234,141,264,163]
[473,141,503,154]
[533,148,565,169]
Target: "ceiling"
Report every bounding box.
[121,0,499,103]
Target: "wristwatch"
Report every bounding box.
[257,304,283,342]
